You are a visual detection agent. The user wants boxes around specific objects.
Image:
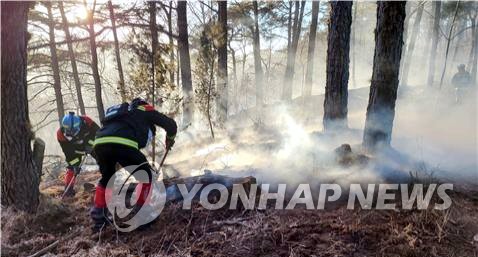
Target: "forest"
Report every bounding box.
[1,1,478,256]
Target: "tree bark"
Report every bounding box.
[471,11,478,83]
[473,28,478,84]
[107,0,126,102]
[149,1,158,162]
[287,2,292,50]
[229,43,238,112]
[177,1,193,126]
[439,1,460,89]
[323,1,353,131]
[1,1,40,212]
[167,1,175,84]
[304,1,320,97]
[207,58,215,139]
[401,2,424,86]
[452,19,465,62]
[216,0,228,123]
[252,1,264,107]
[32,138,46,176]
[282,1,305,101]
[86,4,105,120]
[467,18,475,69]
[351,2,358,88]
[241,43,247,107]
[399,2,411,80]
[46,2,65,121]
[427,1,441,87]
[59,2,86,115]
[363,1,406,151]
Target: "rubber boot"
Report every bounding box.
[90,185,112,232]
[90,206,110,232]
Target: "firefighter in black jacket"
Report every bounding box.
[57,112,99,196]
[91,98,177,231]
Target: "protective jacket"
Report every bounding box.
[452,71,472,88]
[94,103,177,150]
[57,115,99,167]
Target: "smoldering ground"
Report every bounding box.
[167,83,476,191]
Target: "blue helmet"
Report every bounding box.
[61,112,81,137]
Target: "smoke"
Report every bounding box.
[28,1,476,188]
[171,81,477,188]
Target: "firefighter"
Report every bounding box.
[452,64,472,88]
[451,64,473,103]
[91,98,177,231]
[57,112,99,197]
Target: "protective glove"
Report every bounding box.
[165,135,175,150]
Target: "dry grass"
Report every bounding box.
[2,181,478,257]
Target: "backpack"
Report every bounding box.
[101,102,130,125]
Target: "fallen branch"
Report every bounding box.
[212,218,253,228]
[27,230,80,257]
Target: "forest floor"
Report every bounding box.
[2,176,478,257]
[3,86,478,256]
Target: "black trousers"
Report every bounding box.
[94,143,152,187]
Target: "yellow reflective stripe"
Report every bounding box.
[69,158,80,165]
[88,140,94,145]
[75,150,86,154]
[94,136,139,149]
[137,106,146,111]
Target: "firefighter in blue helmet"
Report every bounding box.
[57,112,99,197]
[91,98,177,231]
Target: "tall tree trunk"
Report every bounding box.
[149,1,159,104]
[323,1,353,131]
[351,2,358,88]
[59,2,86,115]
[177,1,193,126]
[207,59,216,139]
[427,1,441,87]
[467,19,476,69]
[287,1,292,50]
[149,1,158,161]
[452,19,465,62]
[46,2,65,121]
[86,4,105,120]
[176,46,180,87]
[399,2,411,79]
[241,44,247,107]
[473,16,478,84]
[304,1,320,97]
[1,1,40,212]
[229,43,238,112]
[363,1,406,151]
[439,1,460,89]
[422,2,434,84]
[401,2,424,86]
[167,1,175,84]
[252,1,264,107]
[216,0,228,123]
[282,1,305,101]
[107,0,126,102]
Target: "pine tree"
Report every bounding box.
[363,2,407,150]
